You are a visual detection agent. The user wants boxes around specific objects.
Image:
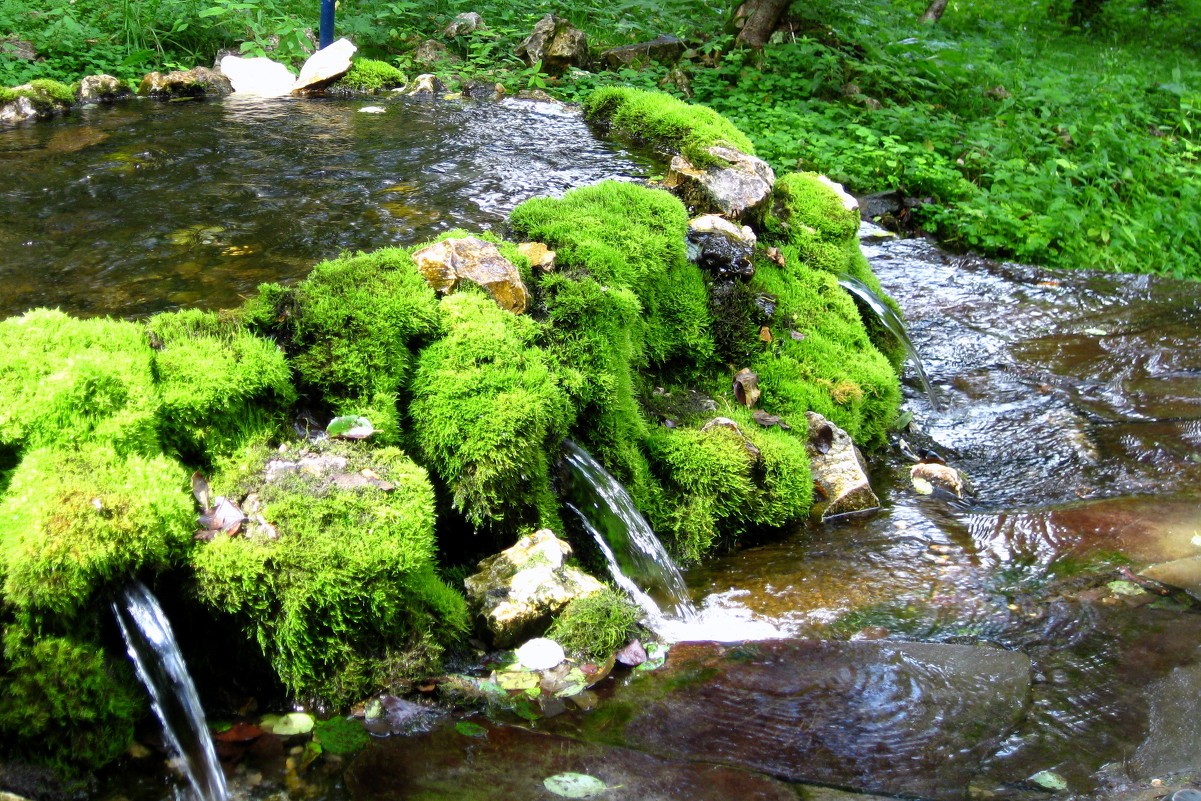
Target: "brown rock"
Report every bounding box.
[411,236,529,314]
[910,461,966,498]
[601,34,684,69]
[732,368,760,408]
[76,74,132,104]
[805,411,879,520]
[514,14,589,76]
[139,67,232,98]
[517,241,556,272]
[665,146,775,225]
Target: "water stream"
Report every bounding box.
[112,582,228,801]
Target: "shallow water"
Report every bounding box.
[0,95,653,318]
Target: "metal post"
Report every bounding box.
[319,0,335,49]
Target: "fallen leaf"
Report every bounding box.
[270,712,314,736]
[455,721,487,738]
[543,772,610,798]
[766,246,786,267]
[213,722,264,743]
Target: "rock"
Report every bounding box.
[701,417,762,461]
[292,37,356,93]
[732,368,760,408]
[346,720,799,801]
[76,74,132,104]
[411,236,530,314]
[515,637,566,670]
[139,67,232,98]
[1140,557,1201,602]
[514,14,589,76]
[601,34,684,69]
[443,12,486,37]
[806,411,879,520]
[0,38,36,61]
[910,461,967,499]
[1133,662,1201,778]
[512,88,558,103]
[815,174,859,214]
[686,214,756,278]
[405,74,446,96]
[464,80,505,102]
[219,55,296,97]
[859,190,904,220]
[410,39,460,68]
[664,146,775,225]
[610,640,1031,801]
[1,84,73,125]
[517,241,556,272]
[0,96,38,126]
[463,529,606,647]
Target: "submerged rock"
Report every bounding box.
[411,236,529,314]
[607,640,1031,801]
[463,529,606,648]
[686,214,756,278]
[665,146,775,225]
[515,14,589,76]
[139,67,232,98]
[806,411,880,520]
[293,37,356,93]
[77,74,132,104]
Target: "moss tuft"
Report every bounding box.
[147,308,296,466]
[0,309,160,456]
[546,588,640,662]
[0,444,193,615]
[335,59,407,92]
[583,87,754,168]
[409,291,572,529]
[192,440,468,704]
[243,248,444,444]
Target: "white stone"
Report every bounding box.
[359,105,387,114]
[220,55,296,97]
[817,175,860,214]
[515,637,566,671]
[293,37,356,93]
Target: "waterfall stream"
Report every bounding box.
[112,582,228,801]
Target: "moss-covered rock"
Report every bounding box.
[546,587,640,662]
[191,440,468,704]
[147,308,296,466]
[410,291,571,530]
[0,309,160,456]
[242,248,445,444]
[334,58,407,92]
[583,87,754,168]
[0,444,193,615]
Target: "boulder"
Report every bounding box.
[443,12,486,37]
[410,39,460,69]
[292,37,356,93]
[806,411,879,520]
[859,189,904,220]
[0,96,38,126]
[686,214,756,278]
[411,236,529,314]
[139,67,232,98]
[514,14,589,76]
[405,73,446,96]
[76,74,132,104]
[0,38,36,61]
[1,83,74,125]
[464,81,505,102]
[601,34,684,69]
[664,146,775,225]
[464,529,606,647]
[611,640,1031,801]
[219,55,295,97]
[910,461,967,499]
[517,241,556,272]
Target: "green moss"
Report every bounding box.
[0,309,160,456]
[643,418,812,561]
[583,87,754,168]
[27,79,75,105]
[335,58,407,92]
[147,308,296,466]
[243,248,444,444]
[0,444,193,615]
[192,440,468,704]
[0,88,17,105]
[0,621,143,772]
[409,292,571,530]
[0,80,74,111]
[750,259,901,446]
[546,588,640,662]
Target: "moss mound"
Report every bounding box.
[0,309,160,456]
[148,308,296,466]
[192,440,468,704]
[546,588,640,662]
[243,248,445,444]
[583,87,755,168]
[335,59,407,92]
[0,445,192,616]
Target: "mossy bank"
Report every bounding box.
[0,88,903,776]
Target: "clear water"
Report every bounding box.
[112,582,228,801]
[0,95,654,319]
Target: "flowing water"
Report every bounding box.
[112,582,228,801]
[0,95,653,319]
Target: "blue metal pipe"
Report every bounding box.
[319,0,335,49]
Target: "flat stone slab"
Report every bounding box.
[345,720,797,801]
[611,640,1031,801]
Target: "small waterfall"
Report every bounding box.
[837,273,941,410]
[112,582,229,801]
[561,441,698,624]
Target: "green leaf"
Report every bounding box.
[543,772,610,798]
[271,712,315,735]
[455,721,487,737]
[327,415,374,439]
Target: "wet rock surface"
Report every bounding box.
[76,75,132,104]
[664,146,775,224]
[139,67,232,98]
[411,236,530,314]
[806,411,879,519]
[345,721,799,801]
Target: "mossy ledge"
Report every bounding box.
[0,88,904,776]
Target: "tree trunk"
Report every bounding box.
[731,0,793,49]
[919,0,950,23]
